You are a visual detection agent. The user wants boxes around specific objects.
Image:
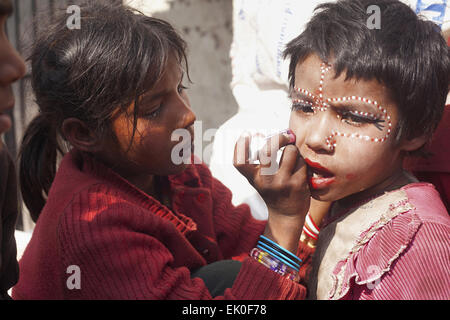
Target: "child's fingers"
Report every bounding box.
[233,133,258,182]
[258,129,296,169]
[233,133,250,165]
[277,144,301,176]
[289,156,309,190]
[275,145,309,195]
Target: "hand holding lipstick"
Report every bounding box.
[233,129,311,254]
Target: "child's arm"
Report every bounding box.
[234,131,310,254]
[58,199,306,300]
[203,165,324,285]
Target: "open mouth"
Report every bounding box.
[305,158,336,189]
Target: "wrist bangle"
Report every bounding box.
[256,243,300,270]
[250,247,300,282]
[302,212,320,240]
[258,235,303,267]
[300,233,317,248]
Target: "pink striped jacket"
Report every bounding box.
[308,183,450,300]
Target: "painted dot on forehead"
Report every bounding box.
[318,63,332,100]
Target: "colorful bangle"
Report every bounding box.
[300,232,317,248]
[256,241,300,269]
[258,235,302,268]
[249,235,303,282]
[250,247,300,282]
[302,212,320,241]
[256,244,299,271]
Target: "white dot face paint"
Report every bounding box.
[289,54,405,203]
[291,63,392,151]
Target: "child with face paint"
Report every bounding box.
[235,0,450,299]
[13,1,312,300]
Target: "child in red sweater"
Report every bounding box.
[12,1,313,300]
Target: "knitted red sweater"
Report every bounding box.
[13,150,312,300]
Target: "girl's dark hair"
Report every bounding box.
[20,1,189,221]
[284,0,450,148]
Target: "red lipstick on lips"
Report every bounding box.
[304,158,336,189]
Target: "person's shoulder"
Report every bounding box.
[329,184,449,299]
[56,179,161,246]
[43,150,144,224]
[401,182,449,226]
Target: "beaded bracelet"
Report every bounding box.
[250,247,300,282]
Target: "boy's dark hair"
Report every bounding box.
[284,0,450,149]
[19,1,189,221]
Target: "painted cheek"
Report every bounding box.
[346,173,357,180]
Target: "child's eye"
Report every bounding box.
[144,105,163,119]
[178,85,188,94]
[340,111,365,126]
[291,100,315,114]
[340,110,384,130]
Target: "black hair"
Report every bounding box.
[19,1,189,221]
[284,0,450,148]
[0,0,13,16]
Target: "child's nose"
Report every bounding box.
[182,108,196,130]
[177,97,196,129]
[304,111,334,153]
[0,42,26,86]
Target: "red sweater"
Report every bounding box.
[13,150,311,300]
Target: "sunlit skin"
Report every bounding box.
[289,54,417,208]
[0,0,26,147]
[93,55,196,197]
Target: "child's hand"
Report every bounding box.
[233,130,310,253]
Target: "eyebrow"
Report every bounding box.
[290,89,316,102]
[291,88,381,114]
[0,0,13,16]
[326,97,380,115]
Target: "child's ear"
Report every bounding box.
[61,118,102,153]
[398,134,428,152]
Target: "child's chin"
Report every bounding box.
[310,188,338,202]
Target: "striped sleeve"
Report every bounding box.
[355,221,450,300]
